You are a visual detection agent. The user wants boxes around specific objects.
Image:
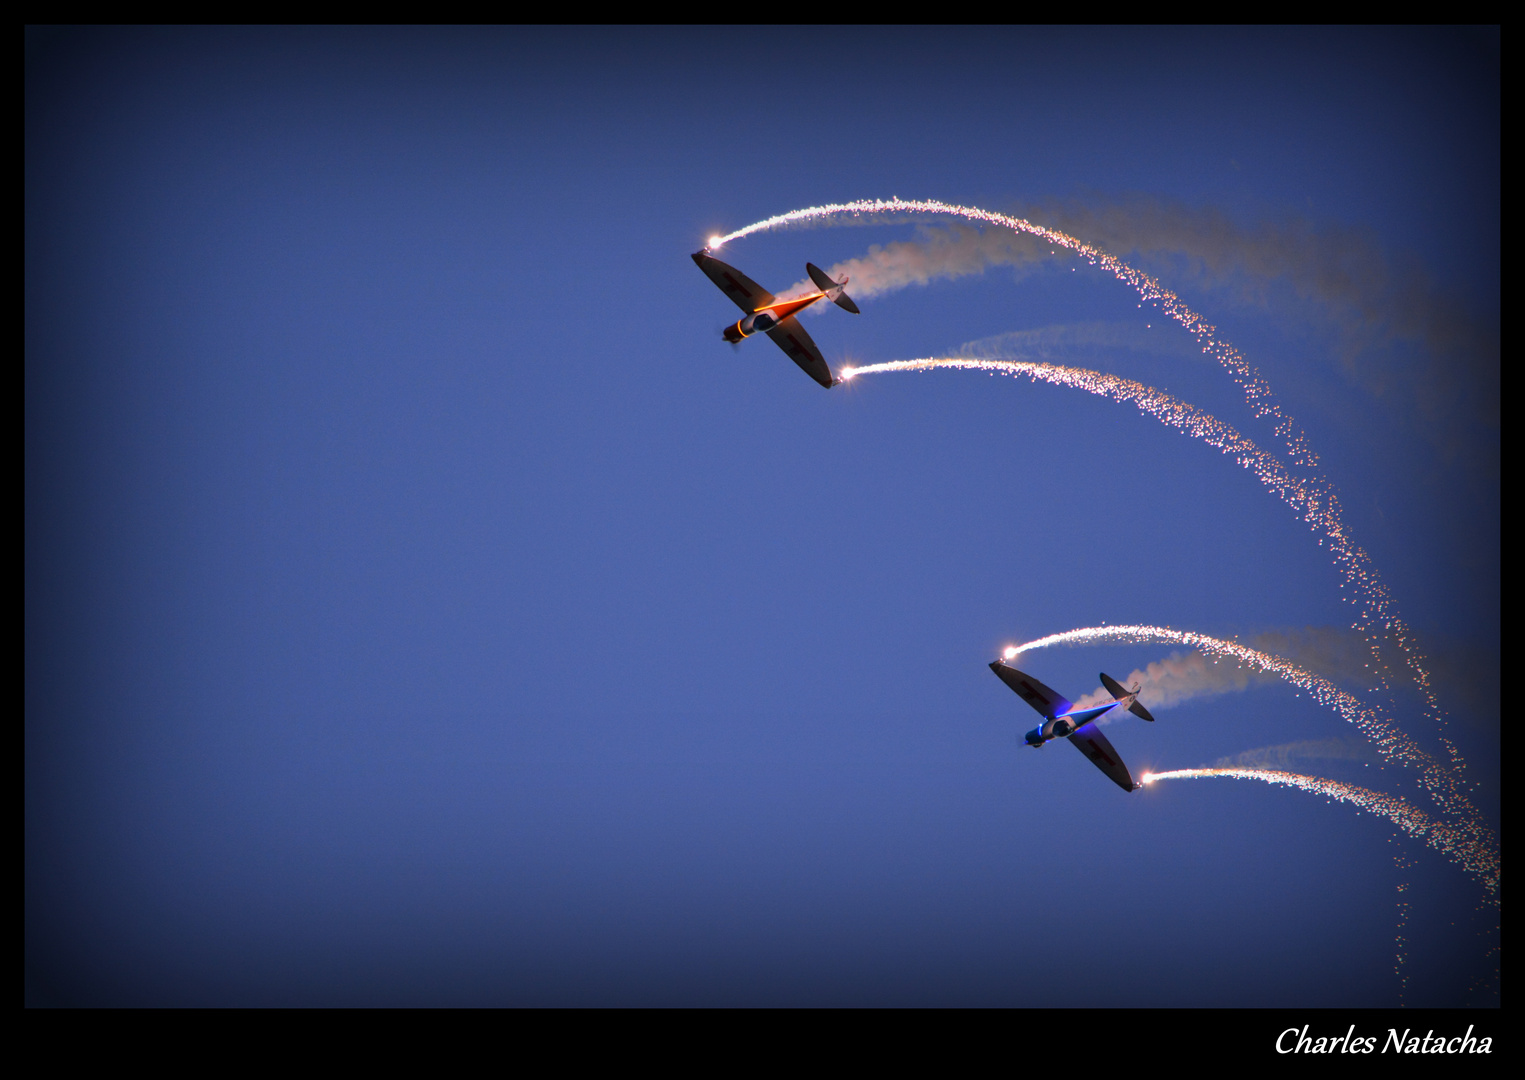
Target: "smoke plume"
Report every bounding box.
[776,223,1047,303]
[1071,649,1281,720]
[1208,738,1379,769]
[954,322,1201,362]
[1025,197,1498,434]
[783,202,1497,453]
[1069,627,1379,722]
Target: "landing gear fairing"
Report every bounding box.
[989,659,1156,792]
[692,249,859,389]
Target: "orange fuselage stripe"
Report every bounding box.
[757,293,824,320]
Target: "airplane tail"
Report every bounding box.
[807,262,861,314]
[1099,672,1156,722]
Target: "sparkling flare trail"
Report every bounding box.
[1138,768,1485,895]
[1017,625,1498,896]
[719,199,1455,768]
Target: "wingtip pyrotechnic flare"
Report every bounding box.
[706,235,724,250]
[1002,646,1019,660]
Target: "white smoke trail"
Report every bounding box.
[1021,197,1499,453]
[1014,624,1498,892]
[1067,628,1390,720]
[1242,626,1389,691]
[716,199,1457,772]
[1070,628,1384,719]
[772,223,1048,304]
[956,323,1201,363]
[1069,649,1281,718]
[1209,738,1377,770]
[769,204,1499,449]
[1139,768,1495,899]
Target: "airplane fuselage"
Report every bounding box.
[1023,716,1082,746]
[723,293,826,343]
[1020,690,1142,747]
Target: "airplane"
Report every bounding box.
[692,249,859,389]
[989,659,1156,792]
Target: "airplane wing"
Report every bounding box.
[989,661,1073,719]
[692,251,775,314]
[766,316,835,389]
[1069,722,1137,792]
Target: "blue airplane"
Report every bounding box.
[990,659,1155,792]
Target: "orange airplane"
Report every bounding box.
[692,249,859,388]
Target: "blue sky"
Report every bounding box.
[27,26,1498,1006]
